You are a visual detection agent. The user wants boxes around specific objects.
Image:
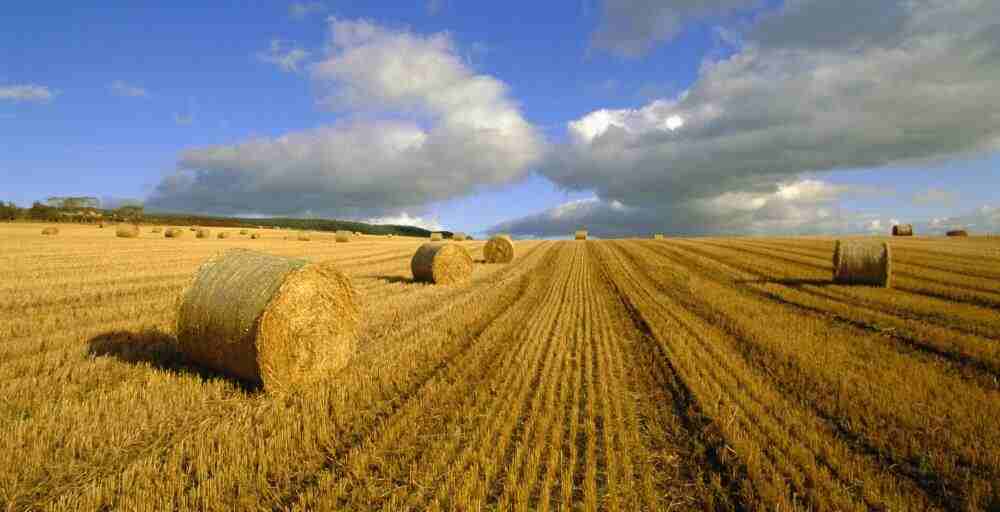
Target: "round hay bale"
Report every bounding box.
[892,224,913,236]
[946,229,968,237]
[151,227,163,234]
[411,243,474,284]
[217,232,230,239]
[430,232,443,241]
[335,230,351,243]
[41,227,59,236]
[250,233,261,239]
[297,233,311,241]
[196,228,212,239]
[484,235,515,264]
[116,224,140,238]
[832,240,892,287]
[189,227,198,231]
[98,222,105,229]
[575,230,588,240]
[165,228,185,238]
[176,249,360,392]
[239,229,249,235]
[453,232,467,241]
[653,233,664,240]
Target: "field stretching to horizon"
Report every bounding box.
[2,223,1000,511]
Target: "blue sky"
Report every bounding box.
[3,1,998,237]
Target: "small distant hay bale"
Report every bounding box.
[218,232,230,239]
[892,224,913,236]
[151,227,163,234]
[240,229,249,235]
[430,232,443,241]
[653,233,664,240]
[575,230,588,240]
[176,249,360,392]
[484,235,515,264]
[335,230,351,243]
[453,232,467,241]
[41,227,59,236]
[411,243,474,285]
[116,224,140,238]
[297,233,311,241]
[946,229,968,237]
[832,240,892,287]
[98,222,105,229]
[189,227,198,231]
[196,228,212,239]
[250,233,261,239]
[165,228,185,238]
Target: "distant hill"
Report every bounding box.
[143,212,445,237]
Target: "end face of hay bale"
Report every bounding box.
[453,232,467,241]
[575,230,588,240]
[196,228,212,239]
[116,224,140,238]
[411,242,474,284]
[946,229,968,237]
[41,227,59,235]
[832,240,892,287]
[892,224,913,236]
[484,235,515,264]
[430,232,443,241]
[176,249,360,392]
[335,230,351,242]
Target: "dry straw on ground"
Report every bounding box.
[411,242,474,284]
[946,229,969,237]
[832,240,892,287]
[164,228,185,238]
[250,233,261,239]
[297,233,311,241]
[240,229,249,235]
[892,224,913,236]
[575,230,588,240]
[653,233,664,240]
[41,227,59,235]
[484,235,515,264]
[335,230,351,243]
[116,224,140,238]
[196,228,211,239]
[98,222,105,229]
[217,232,230,239]
[176,249,360,392]
[151,227,163,234]
[453,232,467,241]
[190,227,198,231]
[430,232,443,241]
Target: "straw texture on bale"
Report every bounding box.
[484,235,515,264]
[892,224,913,236]
[165,228,185,238]
[218,232,230,239]
[176,249,360,392]
[832,240,892,287]
[453,232,467,241]
[196,228,212,239]
[575,230,588,240]
[411,243,474,285]
[946,229,968,237]
[41,227,59,235]
[335,230,351,242]
[653,233,664,240]
[151,227,163,233]
[116,224,140,238]
[430,232,443,241]
[297,233,311,241]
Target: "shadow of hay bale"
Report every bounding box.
[86,329,261,392]
[367,274,415,284]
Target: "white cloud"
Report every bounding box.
[913,187,958,206]
[366,212,443,231]
[0,84,55,103]
[257,39,310,72]
[149,19,542,219]
[289,2,324,19]
[109,80,148,98]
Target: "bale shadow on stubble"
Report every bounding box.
[734,277,836,287]
[367,274,415,284]
[86,329,261,392]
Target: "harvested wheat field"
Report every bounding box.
[2,223,1000,511]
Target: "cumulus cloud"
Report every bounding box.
[149,19,542,219]
[109,80,147,98]
[927,205,1000,233]
[543,0,1000,235]
[289,2,324,19]
[366,212,443,231]
[591,0,761,57]
[0,84,55,103]
[257,39,310,72]
[913,187,958,206]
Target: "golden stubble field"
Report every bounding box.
[1,223,1000,511]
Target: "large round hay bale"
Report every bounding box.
[453,232,467,241]
[116,224,140,238]
[176,249,360,392]
[832,240,892,287]
[575,230,588,240]
[151,227,163,234]
[165,228,185,238]
[430,232,443,241]
[892,224,913,236]
[484,235,515,264]
[196,228,212,239]
[411,243,474,284]
[217,232,230,239]
[41,227,59,236]
[946,229,968,237]
[335,230,351,243]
